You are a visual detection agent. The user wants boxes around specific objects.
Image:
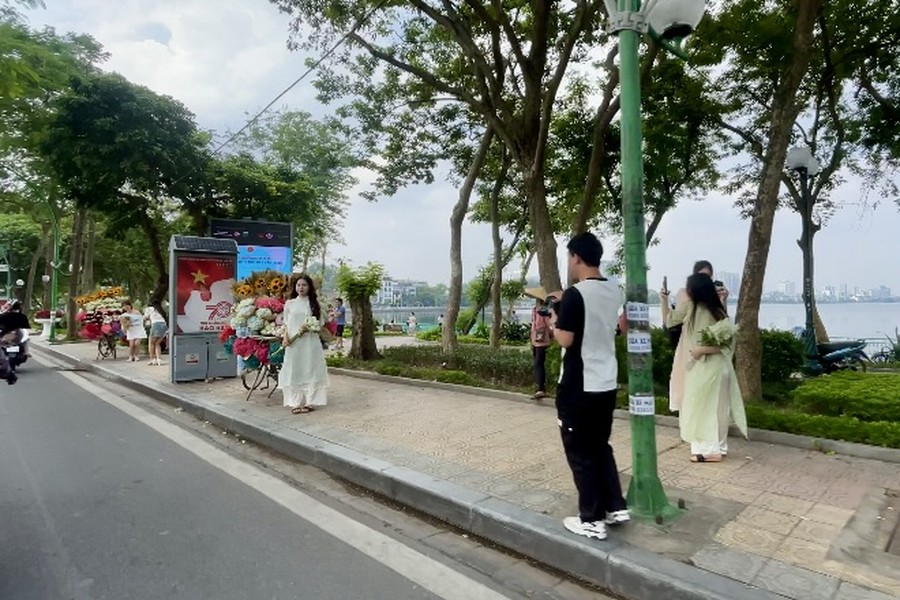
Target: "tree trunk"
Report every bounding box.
[25,223,50,311]
[443,127,494,354]
[489,155,510,350]
[65,209,87,339]
[139,213,169,308]
[524,164,561,293]
[734,0,822,400]
[81,212,95,291]
[348,295,380,360]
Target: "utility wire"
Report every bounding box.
[174,1,387,186]
[211,2,387,156]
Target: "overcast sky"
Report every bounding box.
[26,0,900,294]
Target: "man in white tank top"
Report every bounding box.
[551,232,629,541]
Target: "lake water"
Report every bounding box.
[371,303,899,342]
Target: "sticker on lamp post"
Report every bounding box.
[627,331,652,354]
[629,395,655,416]
[626,302,649,323]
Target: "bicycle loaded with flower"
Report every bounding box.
[219,271,291,393]
[75,287,128,359]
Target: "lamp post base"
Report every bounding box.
[626,473,682,523]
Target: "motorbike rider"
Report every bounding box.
[0,301,30,385]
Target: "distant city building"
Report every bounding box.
[873,285,892,300]
[718,272,741,296]
[778,280,797,297]
[375,278,428,305]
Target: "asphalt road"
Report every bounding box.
[0,358,548,600]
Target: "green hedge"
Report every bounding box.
[745,404,900,448]
[791,371,900,422]
[380,345,531,388]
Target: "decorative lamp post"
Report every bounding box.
[785,146,822,375]
[604,0,705,522]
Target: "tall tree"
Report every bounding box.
[336,262,384,360]
[694,0,823,400]
[271,0,610,291]
[234,110,356,261]
[38,72,209,307]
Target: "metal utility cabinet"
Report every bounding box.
[168,236,238,383]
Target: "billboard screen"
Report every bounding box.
[209,219,293,280]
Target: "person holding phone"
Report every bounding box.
[660,261,727,413]
[551,232,629,541]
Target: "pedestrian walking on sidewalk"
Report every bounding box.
[121,301,146,362]
[529,295,552,400]
[333,298,346,350]
[550,232,629,541]
[278,275,329,415]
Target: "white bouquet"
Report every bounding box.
[230,315,247,329]
[255,307,274,321]
[304,315,321,333]
[699,319,738,348]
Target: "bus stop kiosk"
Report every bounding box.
[168,235,238,383]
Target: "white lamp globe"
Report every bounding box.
[41,274,50,283]
[647,0,706,40]
[785,146,821,175]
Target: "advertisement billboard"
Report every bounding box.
[209,219,293,280]
[173,254,237,333]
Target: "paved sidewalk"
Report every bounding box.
[33,340,900,600]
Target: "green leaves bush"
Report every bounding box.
[745,404,900,449]
[381,345,531,388]
[791,371,900,422]
[759,329,804,383]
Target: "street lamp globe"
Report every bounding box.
[786,146,821,175]
[15,279,24,286]
[647,0,706,40]
[41,274,50,284]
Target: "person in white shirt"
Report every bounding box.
[550,232,629,541]
[144,303,167,366]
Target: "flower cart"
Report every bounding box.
[221,270,290,401]
[76,287,128,360]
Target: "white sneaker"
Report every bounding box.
[563,516,607,540]
[605,510,631,525]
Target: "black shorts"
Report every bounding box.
[336,324,345,337]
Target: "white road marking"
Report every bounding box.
[47,359,510,600]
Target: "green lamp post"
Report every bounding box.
[604,0,705,521]
[785,146,822,375]
[46,211,61,343]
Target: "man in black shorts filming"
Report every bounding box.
[550,233,629,540]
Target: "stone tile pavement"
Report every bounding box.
[33,339,900,599]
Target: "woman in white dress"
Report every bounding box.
[279,275,329,414]
[121,300,147,362]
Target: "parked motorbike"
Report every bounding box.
[791,327,868,373]
[816,339,868,372]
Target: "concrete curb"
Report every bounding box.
[330,367,900,465]
[36,344,780,600]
